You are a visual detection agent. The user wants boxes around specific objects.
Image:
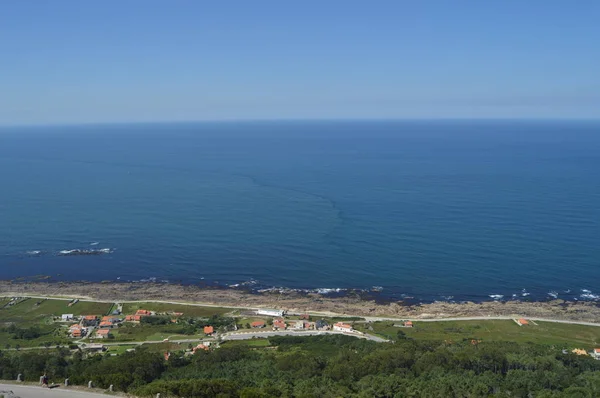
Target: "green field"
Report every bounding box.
[108,323,200,342]
[222,338,271,348]
[369,319,600,348]
[0,298,112,324]
[121,302,233,317]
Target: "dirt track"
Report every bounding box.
[2,281,600,322]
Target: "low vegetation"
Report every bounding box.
[3,335,600,397]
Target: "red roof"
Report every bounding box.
[125,315,142,321]
[203,326,214,334]
[273,319,286,329]
[193,344,209,352]
[251,321,265,327]
[99,321,113,327]
[96,329,110,336]
[300,314,310,320]
[136,309,152,316]
[594,348,600,353]
[405,321,413,326]
[83,315,97,321]
[334,322,352,329]
[518,318,529,325]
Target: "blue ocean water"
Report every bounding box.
[1,120,599,302]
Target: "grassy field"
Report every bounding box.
[222,338,271,348]
[105,344,139,355]
[0,298,112,324]
[108,323,200,342]
[121,302,233,317]
[369,320,600,349]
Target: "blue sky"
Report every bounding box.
[1,1,599,125]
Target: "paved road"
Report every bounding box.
[9,294,600,328]
[0,384,114,398]
[221,330,389,343]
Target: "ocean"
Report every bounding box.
[1,120,599,303]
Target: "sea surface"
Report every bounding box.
[1,120,599,302]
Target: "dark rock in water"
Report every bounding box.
[57,248,112,256]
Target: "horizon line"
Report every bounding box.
[1,116,600,129]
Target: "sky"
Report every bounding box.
[0,1,599,125]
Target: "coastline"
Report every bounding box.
[2,281,600,323]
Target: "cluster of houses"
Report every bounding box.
[63,308,163,339]
[251,309,355,333]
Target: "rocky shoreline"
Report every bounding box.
[2,281,600,322]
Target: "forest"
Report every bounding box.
[1,335,600,397]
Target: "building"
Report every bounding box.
[102,316,120,323]
[95,329,111,339]
[84,344,106,352]
[273,319,286,330]
[193,344,209,353]
[251,321,265,328]
[591,349,600,359]
[404,321,413,328]
[315,320,329,330]
[70,324,85,338]
[125,315,142,322]
[257,309,286,317]
[517,318,529,326]
[99,321,113,329]
[333,322,353,332]
[61,314,74,321]
[135,309,152,316]
[292,320,311,330]
[82,315,98,326]
[203,326,214,335]
[299,314,310,320]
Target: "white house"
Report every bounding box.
[292,320,305,330]
[591,348,600,359]
[333,322,353,332]
[256,309,286,317]
[61,314,74,321]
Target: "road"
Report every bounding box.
[221,329,389,343]
[0,384,115,398]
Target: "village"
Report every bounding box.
[4,296,600,360]
[62,306,363,343]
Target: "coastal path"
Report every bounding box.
[361,315,600,327]
[0,383,118,398]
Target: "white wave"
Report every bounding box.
[581,293,600,300]
[582,289,592,293]
[489,294,504,300]
[522,292,530,297]
[26,250,42,255]
[59,249,76,255]
[314,288,345,294]
[90,242,99,246]
[548,291,559,299]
